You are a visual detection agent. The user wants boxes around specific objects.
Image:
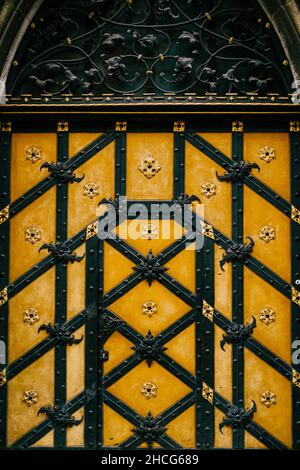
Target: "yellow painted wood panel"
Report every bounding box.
[244,267,291,363]
[243,133,290,202]
[8,268,55,363]
[165,324,195,375]
[244,349,292,448]
[185,141,232,238]
[68,141,115,237]
[166,405,196,448]
[109,281,190,336]
[7,351,55,445]
[9,187,56,281]
[244,186,291,283]
[11,133,57,201]
[103,405,133,447]
[67,244,86,320]
[127,133,173,200]
[107,362,192,417]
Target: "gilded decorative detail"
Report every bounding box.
[142,301,158,318]
[25,146,43,163]
[86,220,99,240]
[139,155,161,179]
[261,391,276,408]
[23,390,39,406]
[292,287,300,306]
[0,369,7,387]
[173,121,185,132]
[0,287,8,307]
[116,121,127,131]
[23,307,40,325]
[141,223,158,240]
[141,382,157,399]
[202,300,214,322]
[259,145,276,163]
[202,382,214,404]
[293,370,300,388]
[259,225,276,243]
[201,222,214,240]
[232,121,243,132]
[57,121,68,132]
[25,227,41,244]
[1,122,11,132]
[290,121,300,132]
[0,206,9,224]
[292,205,300,224]
[259,307,275,325]
[201,183,216,199]
[83,182,99,199]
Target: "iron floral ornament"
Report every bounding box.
[132,412,167,448]
[220,237,254,271]
[40,161,84,184]
[38,405,83,428]
[132,330,167,367]
[219,401,257,433]
[220,317,256,351]
[38,323,83,345]
[217,161,260,183]
[39,241,85,264]
[133,250,168,286]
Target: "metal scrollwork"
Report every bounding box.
[217,161,260,183]
[220,317,256,351]
[39,241,85,264]
[131,330,167,367]
[40,161,84,184]
[7,1,291,104]
[38,405,83,428]
[219,401,257,433]
[38,323,83,345]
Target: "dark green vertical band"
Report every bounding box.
[232,122,244,448]
[85,234,99,449]
[54,124,69,447]
[97,239,104,449]
[201,236,215,449]
[115,126,126,197]
[174,126,185,198]
[0,122,11,448]
[290,124,300,449]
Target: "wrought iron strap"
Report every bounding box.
[6,0,292,104]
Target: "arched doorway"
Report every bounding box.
[0,0,299,450]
